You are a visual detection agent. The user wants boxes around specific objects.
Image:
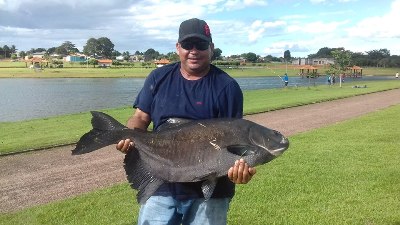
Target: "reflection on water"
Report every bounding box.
[0,76,394,122]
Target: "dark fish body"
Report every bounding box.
[72,111,289,203]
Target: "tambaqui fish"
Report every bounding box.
[72,111,289,203]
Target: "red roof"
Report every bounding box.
[299,65,317,70]
[348,65,362,70]
[98,59,112,63]
[155,58,170,64]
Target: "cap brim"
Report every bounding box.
[178,34,211,42]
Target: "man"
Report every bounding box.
[283,73,289,86]
[116,18,256,225]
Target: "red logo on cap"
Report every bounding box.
[204,24,210,37]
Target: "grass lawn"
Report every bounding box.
[1,61,399,78]
[1,80,399,155]
[1,102,399,224]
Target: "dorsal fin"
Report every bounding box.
[90,111,126,131]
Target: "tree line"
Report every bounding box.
[307,47,400,68]
[1,39,400,68]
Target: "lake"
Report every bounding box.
[0,76,392,122]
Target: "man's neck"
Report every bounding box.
[180,66,210,80]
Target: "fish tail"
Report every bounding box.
[72,111,128,155]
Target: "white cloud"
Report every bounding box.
[309,0,326,4]
[224,0,267,10]
[247,20,286,42]
[287,20,348,34]
[347,0,400,39]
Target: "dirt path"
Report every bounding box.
[1,89,400,213]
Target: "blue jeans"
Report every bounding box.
[137,196,231,225]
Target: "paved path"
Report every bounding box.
[1,89,399,213]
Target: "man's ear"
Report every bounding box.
[176,43,180,55]
[210,43,215,59]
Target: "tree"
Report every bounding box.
[283,50,291,62]
[82,37,116,58]
[212,48,222,61]
[366,49,390,67]
[112,50,122,59]
[243,52,258,63]
[19,51,26,59]
[47,47,57,55]
[326,49,352,83]
[56,41,78,55]
[2,45,10,58]
[122,51,130,61]
[166,51,179,62]
[144,48,159,61]
[97,37,114,58]
[83,38,100,58]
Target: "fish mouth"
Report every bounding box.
[249,128,289,156]
[269,136,289,156]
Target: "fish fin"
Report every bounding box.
[124,147,164,204]
[90,111,126,131]
[156,118,192,131]
[201,178,218,200]
[227,145,256,157]
[137,178,164,204]
[72,111,127,155]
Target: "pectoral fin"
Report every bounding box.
[201,178,218,200]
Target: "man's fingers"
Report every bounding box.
[231,160,239,182]
[117,139,132,154]
[236,159,245,182]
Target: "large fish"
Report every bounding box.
[72,111,289,203]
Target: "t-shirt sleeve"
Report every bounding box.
[218,80,243,118]
[133,72,155,114]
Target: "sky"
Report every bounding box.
[1,0,399,58]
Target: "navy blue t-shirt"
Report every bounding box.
[133,62,243,199]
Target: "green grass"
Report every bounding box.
[1,60,399,78]
[0,67,155,78]
[243,80,400,114]
[228,104,400,224]
[1,101,399,225]
[1,80,399,155]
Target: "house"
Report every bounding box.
[98,59,112,67]
[154,58,171,67]
[64,54,87,62]
[116,56,124,61]
[154,58,170,67]
[24,51,46,60]
[292,57,334,66]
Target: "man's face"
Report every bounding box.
[176,38,214,76]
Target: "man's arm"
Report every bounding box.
[116,108,151,153]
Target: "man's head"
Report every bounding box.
[178,18,212,43]
[176,18,214,78]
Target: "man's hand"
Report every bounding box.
[227,159,256,184]
[116,139,133,154]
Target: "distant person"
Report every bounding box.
[283,73,289,86]
[327,74,331,85]
[396,72,399,78]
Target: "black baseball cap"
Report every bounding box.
[178,18,212,43]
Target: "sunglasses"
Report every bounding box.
[180,41,210,51]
